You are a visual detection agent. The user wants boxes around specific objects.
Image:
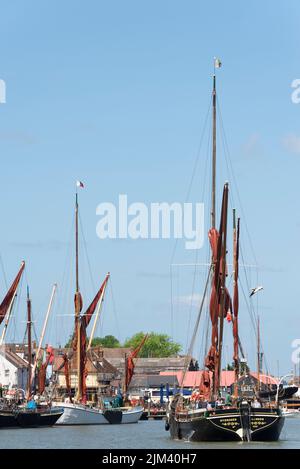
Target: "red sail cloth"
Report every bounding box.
[0,262,25,325]
[205,186,232,394]
[75,274,110,403]
[125,334,148,391]
[199,370,211,400]
[37,346,55,394]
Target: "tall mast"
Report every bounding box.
[75,189,82,401]
[76,192,79,293]
[211,73,217,229]
[216,182,229,395]
[26,286,32,398]
[257,315,260,391]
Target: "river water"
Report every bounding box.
[0,418,299,449]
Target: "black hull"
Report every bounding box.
[168,407,284,442]
[0,408,64,429]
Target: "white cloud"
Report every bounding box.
[175,293,203,307]
[282,133,300,154]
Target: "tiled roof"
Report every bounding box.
[159,370,278,387]
[0,347,28,369]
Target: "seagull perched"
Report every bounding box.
[250,286,263,297]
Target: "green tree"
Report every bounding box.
[91,335,121,348]
[124,332,181,358]
[64,334,120,348]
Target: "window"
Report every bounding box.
[4,370,9,377]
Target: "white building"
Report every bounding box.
[0,348,28,391]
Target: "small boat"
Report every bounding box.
[53,402,143,425]
[281,408,300,418]
[0,406,63,429]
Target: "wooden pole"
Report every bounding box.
[30,283,57,388]
[257,316,260,391]
[26,287,32,399]
[211,74,217,229]
[75,191,82,401]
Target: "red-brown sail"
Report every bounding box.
[37,346,54,395]
[74,273,110,403]
[125,334,148,392]
[205,185,231,395]
[0,261,25,326]
[199,370,211,400]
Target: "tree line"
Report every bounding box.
[65,332,181,358]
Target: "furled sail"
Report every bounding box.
[37,346,54,394]
[74,273,110,403]
[125,334,148,391]
[0,261,25,326]
[199,370,211,400]
[205,185,231,393]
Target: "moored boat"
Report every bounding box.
[166,59,285,442]
[52,183,145,425]
[0,406,63,429]
[53,401,143,425]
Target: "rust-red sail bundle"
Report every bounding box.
[0,261,25,326]
[37,346,54,394]
[205,185,231,393]
[125,334,148,391]
[199,370,211,400]
[75,274,110,403]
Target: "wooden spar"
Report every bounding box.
[75,192,79,294]
[216,183,229,398]
[233,208,237,397]
[26,287,32,399]
[0,292,17,346]
[211,74,217,229]
[87,274,110,351]
[75,190,82,401]
[30,283,57,388]
[257,315,260,391]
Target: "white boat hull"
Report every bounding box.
[52,402,143,425]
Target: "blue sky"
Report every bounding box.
[0,0,299,376]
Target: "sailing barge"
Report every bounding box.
[166,60,284,442]
[52,185,143,425]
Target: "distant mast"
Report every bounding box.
[74,182,84,401]
[210,58,223,398]
[26,286,32,398]
[211,57,221,229]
